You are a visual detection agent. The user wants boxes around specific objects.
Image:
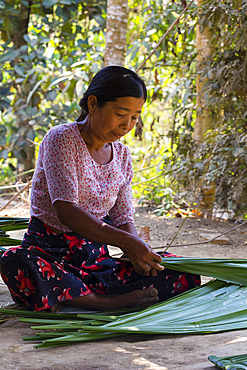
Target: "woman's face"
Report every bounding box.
[87,95,145,143]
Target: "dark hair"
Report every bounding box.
[77,66,147,121]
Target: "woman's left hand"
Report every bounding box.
[117,222,164,276]
[117,230,164,277]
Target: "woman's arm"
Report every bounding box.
[117,222,139,237]
[54,200,163,276]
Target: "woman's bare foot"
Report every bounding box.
[50,302,62,313]
[116,287,159,308]
[63,287,159,311]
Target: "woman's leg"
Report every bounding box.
[53,287,159,312]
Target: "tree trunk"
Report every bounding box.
[104,0,128,67]
[194,11,216,214]
[12,3,35,181]
[194,25,213,142]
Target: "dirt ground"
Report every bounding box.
[1,202,247,370]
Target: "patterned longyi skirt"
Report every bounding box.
[0,217,201,311]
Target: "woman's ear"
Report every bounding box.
[87,95,98,114]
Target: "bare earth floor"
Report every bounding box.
[1,203,247,370]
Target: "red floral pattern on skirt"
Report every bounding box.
[0,217,201,311]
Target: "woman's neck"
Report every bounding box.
[77,122,113,164]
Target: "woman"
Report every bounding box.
[0,66,200,311]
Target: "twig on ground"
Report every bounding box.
[0,179,32,213]
[113,220,247,261]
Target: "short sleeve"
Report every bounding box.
[41,128,79,205]
[108,153,135,227]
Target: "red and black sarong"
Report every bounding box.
[0,217,201,311]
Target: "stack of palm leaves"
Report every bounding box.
[1,279,247,348]
[0,217,29,252]
[0,216,29,318]
[208,354,247,369]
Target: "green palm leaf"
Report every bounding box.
[32,281,247,348]
[0,217,28,249]
[81,280,247,335]
[160,257,247,286]
[1,280,247,348]
[0,217,29,231]
[208,354,247,369]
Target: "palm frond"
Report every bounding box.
[2,280,247,348]
[0,217,28,250]
[82,280,247,336]
[160,257,247,286]
[208,353,247,369]
[0,217,29,231]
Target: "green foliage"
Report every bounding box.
[153,188,187,216]
[126,0,247,217]
[0,0,106,171]
[0,0,199,207]
[164,0,247,216]
[1,0,245,216]
[125,0,198,207]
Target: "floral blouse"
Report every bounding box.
[30,122,135,232]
